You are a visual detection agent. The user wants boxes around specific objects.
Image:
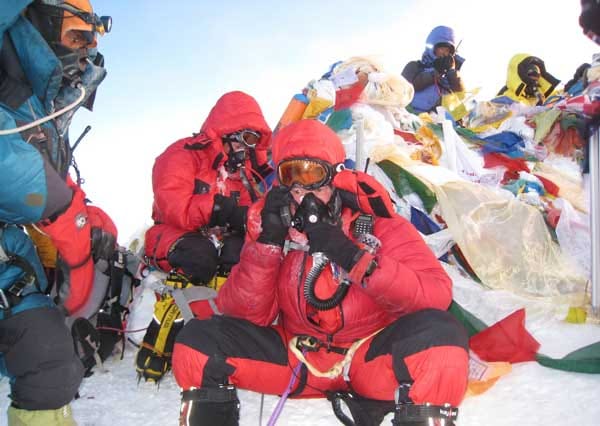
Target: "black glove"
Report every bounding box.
[257,186,290,247]
[433,55,455,74]
[304,221,363,272]
[228,205,248,234]
[210,194,247,233]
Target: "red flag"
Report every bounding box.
[470,309,540,363]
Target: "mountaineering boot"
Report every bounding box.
[7,404,76,426]
[136,272,190,383]
[179,385,240,426]
[135,296,184,383]
[391,384,458,426]
[327,391,395,426]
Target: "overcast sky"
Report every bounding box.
[69,0,598,242]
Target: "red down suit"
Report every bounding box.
[173,120,469,406]
[144,91,272,273]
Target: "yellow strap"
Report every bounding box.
[153,301,182,353]
[288,329,382,379]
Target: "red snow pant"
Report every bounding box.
[172,309,469,406]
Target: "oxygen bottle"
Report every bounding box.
[273,93,308,134]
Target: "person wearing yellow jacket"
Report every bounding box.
[494,54,560,106]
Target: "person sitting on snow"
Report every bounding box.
[137,91,272,382]
[494,54,560,106]
[402,25,466,114]
[0,0,116,424]
[171,119,470,426]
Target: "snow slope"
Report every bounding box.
[2,264,600,426]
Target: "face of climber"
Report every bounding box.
[526,65,541,84]
[60,29,96,71]
[289,184,334,207]
[222,129,260,173]
[433,43,454,58]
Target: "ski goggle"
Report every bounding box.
[59,3,112,36]
[222,129,261,148]
[277,158,335,190]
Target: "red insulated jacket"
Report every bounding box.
[217,120,452,344]
[149,91,272,232]
[217,208,453,344]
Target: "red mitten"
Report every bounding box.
[333,169,395,218]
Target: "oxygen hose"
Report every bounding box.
[0,84,86,136]
[303,252,350,311]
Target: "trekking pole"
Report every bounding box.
[589,124,600,317]
[259,394,265,426]
[355,119,365,172]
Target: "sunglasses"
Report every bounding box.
[222,129,261,148]
[277,158,335,190]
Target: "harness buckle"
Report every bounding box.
[295,335,322,352]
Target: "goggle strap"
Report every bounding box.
[55,3,107,34]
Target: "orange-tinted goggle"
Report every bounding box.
[222,129,261,148]
[277,158,335,190]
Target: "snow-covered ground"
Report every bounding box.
[2,263,600,426]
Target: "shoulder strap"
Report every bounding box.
[0,33,33,109]
[0,227,8,263]
[0,225,41,292]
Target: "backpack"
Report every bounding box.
[71,246,140,376]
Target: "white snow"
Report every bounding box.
[2,263,600,426]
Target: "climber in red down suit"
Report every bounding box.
[172,119,469,426]
[144,90,272,287]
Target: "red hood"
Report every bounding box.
[272,119,345,166]
[200,91,272,153]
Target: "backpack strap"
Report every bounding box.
[0,226,42,310]
[0,227,8,263]
[0,33,33,110]
[171,286,220,323]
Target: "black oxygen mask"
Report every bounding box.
[224,140,247,173]
[290,191,341,232]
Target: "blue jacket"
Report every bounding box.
[0,0,106,223]
[0,1,104,316]
[403,25,465,113]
